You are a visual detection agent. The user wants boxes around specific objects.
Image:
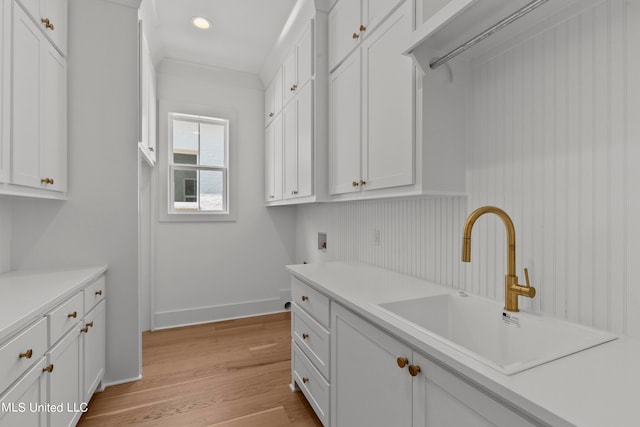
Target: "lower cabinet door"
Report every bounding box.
[47,328,82,427]
[82,300,105,403]
[0,358,48,427]
[331,303,412,427]
[412,352,538,427]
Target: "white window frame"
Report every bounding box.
[159,100,237,222]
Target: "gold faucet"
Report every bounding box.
[461,206,536,312]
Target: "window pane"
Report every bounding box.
[199,170,224,211]
[173,120,198,164]
[173,169,198,211]
[200,123,225,167]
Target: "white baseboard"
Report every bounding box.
[153,297,287,330]
[100,374,142,389]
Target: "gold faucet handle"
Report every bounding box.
[524,268,531,287]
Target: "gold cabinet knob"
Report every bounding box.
[397,357,409,368]
[352,181,359,187]
[80,326,89,333]
[95,290,103,296]
[19,349,33,359]
[290,84,298,92]
[301,295,309,302]
[302,333,309,339]
[86,321,94,328]
[408,364,421,377]
[352,32,359,39]
[360,24,367,32]
[41,178,54,184]
[360,180,366,186]
[41,18,54,30]
[42,364,54,373]
[68,311,77,318]
[302,377,309,383]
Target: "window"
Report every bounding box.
[168,113,229,214]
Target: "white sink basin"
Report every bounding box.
[378,293,617,375]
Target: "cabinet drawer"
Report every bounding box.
[291,277,330,328]
[0,317,47,392]
[48,292,83,346]
[84,275,105,313]
[0,356,47,427]
[293,343,329,426]
[293,305,330,379]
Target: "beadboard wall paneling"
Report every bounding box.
[296,0,640,338]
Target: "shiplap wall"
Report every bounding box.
[296,0,640,338]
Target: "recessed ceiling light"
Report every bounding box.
[192,17,211,30]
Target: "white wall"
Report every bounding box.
[10,0,141,384]
[296,0,640,339]
[151,59,297,329]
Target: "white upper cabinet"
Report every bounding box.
[12,3,66,192]
[329,0,404,70]
[139,24,156,166]
[283,21,314,107]
[16,0,67,55]
[264,15,328,206]
[329,1,414,197]
[264,67,282,126]
[0,0,10,184]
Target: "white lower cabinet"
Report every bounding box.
[47,328,81,427]
[0,270,106,427]
[81,300,105,404]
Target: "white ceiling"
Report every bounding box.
[142,0,298,74]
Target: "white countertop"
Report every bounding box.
[0,266,108,341]
[286,261,638,427]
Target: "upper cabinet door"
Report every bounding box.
[329,0,361,71]
[282,48,297,106]
[17,0,67,55]
[297,21,314,89]
[363,0,405,35]
[361,1,413,191]
[0,0,10,183]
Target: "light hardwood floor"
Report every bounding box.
[77,312,322,427]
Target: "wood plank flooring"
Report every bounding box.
[77,312,322,427]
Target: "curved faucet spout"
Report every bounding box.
[461,206,535,312]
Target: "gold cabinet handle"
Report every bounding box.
[302,377,309,383]
[397,357,408,368]
[408,364,421,377]
[360,24,367,32]
[95,290,103,296]
[86,321,94,328]
[302,333,309,340]
[80,327,89,333]
[360,180,366,186]
[352,181,359,187]
[42,364,54,373]
[19,349,33,359]
[290,84,298,92]
[40,178,54,184]
[352,32,359,39]
[68,311,77,318]
[301,295,309,302]
[41,18,54,30]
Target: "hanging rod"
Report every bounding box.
[429,0,550,70]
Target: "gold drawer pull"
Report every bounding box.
[360,24,367,32]
[68,311,77,318]
[80,327,89,333]
[41,18,54,30]
[408,365,421,377]
[42,364,54,373]
[301,295,309,302]
[40,177,54,184]
[86,321,94,328]
[302,333,309,340]
[302,377,309,383]
[397,357,408,368]
[352,181,359,187]
[19,349,33,359]
[352,32,359,39]
[95,290,103,296]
